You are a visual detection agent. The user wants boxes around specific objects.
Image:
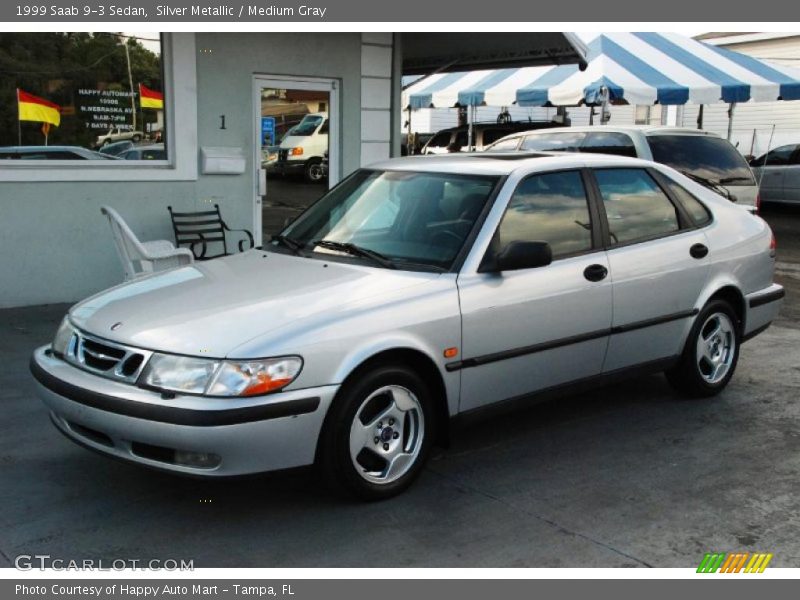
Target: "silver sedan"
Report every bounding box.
[32,153,784,500]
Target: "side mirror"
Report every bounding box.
[481,240,552,273]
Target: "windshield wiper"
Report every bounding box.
[272,234,305,255]
[719,176,754,185]
[313,240,397,269]
[679,170,732,199]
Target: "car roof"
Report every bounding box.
[367,152,655,176]
[431,121,550,134]
[494,125,720,138]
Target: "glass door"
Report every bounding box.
[253,76,338,244]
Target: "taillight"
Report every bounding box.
[756,193,762,214]
[770,230,777,258]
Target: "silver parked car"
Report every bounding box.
[32,153,784,500]
[749,143,800,205]
[485,126,760,212]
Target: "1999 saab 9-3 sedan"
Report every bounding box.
[31,153,784,500]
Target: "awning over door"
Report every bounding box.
[400,32,588,75]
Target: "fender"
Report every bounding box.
[332,332,460,417]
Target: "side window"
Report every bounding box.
[751,144,796,167]
[487,137,520,152]
[454,130,469,148]
[482,128,508,145]
[661,177,712,227]
[426,131,451,150]
[318,119,329,135]
[495,170,593,259]
[594,169,680,245]
[581,132,637,158]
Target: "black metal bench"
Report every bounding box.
[167,204,254,260]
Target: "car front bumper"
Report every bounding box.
[30,346,337,477]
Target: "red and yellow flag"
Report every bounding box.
[139,83,164,109]
[17,89,61,126]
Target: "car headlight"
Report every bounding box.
[52,317,76,356]
[140,354,302,397]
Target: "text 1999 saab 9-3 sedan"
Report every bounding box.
[31,153,785,500]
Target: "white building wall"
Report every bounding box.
[678,34,800,157]
[360,33,394,165]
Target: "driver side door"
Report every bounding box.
[455,169,613,412]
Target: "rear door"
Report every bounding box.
[785,146,800,203]
[589,167,711,372]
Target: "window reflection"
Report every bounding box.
[497,170,593,258]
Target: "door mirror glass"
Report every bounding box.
[485,241,552,272]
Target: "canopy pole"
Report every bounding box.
[467,105,474,151]
[600,86,610,125]
[727,102,736,141]
[407,107,412,154]
[697,105,704,129]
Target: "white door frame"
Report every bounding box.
[251,74,340,238]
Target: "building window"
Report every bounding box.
[0,33,166,161]
[634,105,651,125]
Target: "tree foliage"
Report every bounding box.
[0,33,162,147]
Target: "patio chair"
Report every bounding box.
[101,206,194,281]
[167,204,255,260]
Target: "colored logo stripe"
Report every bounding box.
[697,552,773,573]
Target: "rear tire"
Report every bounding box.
[319,364,435,501]
[666,300,740,398]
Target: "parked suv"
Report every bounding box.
[749,143,800,206]
[486,126,759,212]
[422,121,560,154]
[32,153,782,500]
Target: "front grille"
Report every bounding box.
[278,149,289,162]
[62,330,152,384]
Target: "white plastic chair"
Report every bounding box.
[101,205,194,281]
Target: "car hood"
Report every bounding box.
[69,250,439,358]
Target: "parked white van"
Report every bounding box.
[271,112,329,182]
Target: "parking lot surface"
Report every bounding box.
[1,206,798,568]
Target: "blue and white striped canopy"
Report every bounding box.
[403,32,800,109]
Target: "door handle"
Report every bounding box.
[690,243,709,259]
[583,264,608,282]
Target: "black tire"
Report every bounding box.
[318,364,435,501]
[132,134,141,143]
[666,299,740,398]
[304,158,324,183]
[100,139,110,146]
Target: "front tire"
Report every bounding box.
[666,300,740,397]
[319,364,435,500]
[131,134,141,143]
[304,158,324,183]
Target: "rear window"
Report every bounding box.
[520,132,586,152]
[647,135,755,185]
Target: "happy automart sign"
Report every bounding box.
[77,88,136,131]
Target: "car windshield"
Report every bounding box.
[291,116,324,136]
[647,134,755,185]
[275,169,500,270]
